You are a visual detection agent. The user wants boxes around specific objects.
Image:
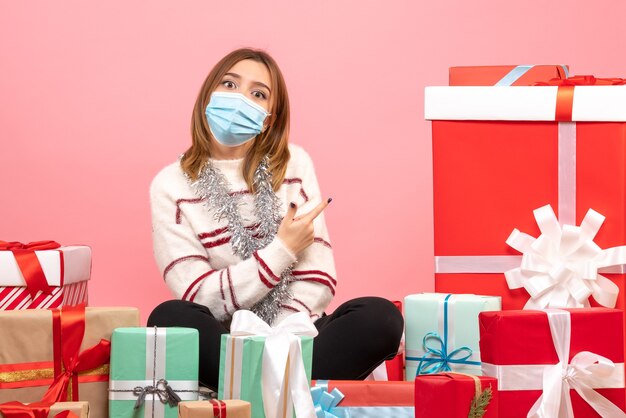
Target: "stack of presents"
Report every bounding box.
[2,64,626,418]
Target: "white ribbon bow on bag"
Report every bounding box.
[505,204,626,309]
[527,309,626,418]
[230,310,318,418]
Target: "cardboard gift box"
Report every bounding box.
[449,64,568,86]
[0,402,89,418]
[0,305,139,418]
[426,77,626,312]
[218,311,316,418]
[414,373,498,418]
[0,242,90,310]
[179,400,250,418]
[479,308,626,418]
[109,327,199,418]
[404,293,500,380]
[311,380,414,417]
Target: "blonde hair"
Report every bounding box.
[182,48,291,192]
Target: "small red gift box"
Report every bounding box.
[479,308,626,418]
[449,64,568,86]
[414,373,498,418]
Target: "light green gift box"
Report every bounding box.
[108,327,199,418]
[218,334,313,418]
[404,293,500,380]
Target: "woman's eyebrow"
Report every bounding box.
[252,81,271,93]
[223,72,241,79]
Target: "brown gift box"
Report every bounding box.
[0,307,139,418]
[0,401,89,418]
[179,400,251,418]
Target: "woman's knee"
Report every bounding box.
[147,299,210,327]
[345,296,404,352]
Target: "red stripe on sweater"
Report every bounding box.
[279,304,300,313]
[198,223,260,239]
[313,237,332,249]
[163,255,210,279]
[253,251,281,283]
[219,270,226,300]
[175,198,205,224]
[293,270,337,286]
[292,298,313,314]
[181,270,215,301]
[226,267,241,310]
[203,236,231,249]
[292,277,336,295]
[257,269,275,289]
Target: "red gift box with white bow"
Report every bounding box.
[479,308,626,418]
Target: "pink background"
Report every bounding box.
[1,1,625,323]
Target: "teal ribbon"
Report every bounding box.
[406,294,481,376]
[311,382,346,418]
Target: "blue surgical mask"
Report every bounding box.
[205,92,270,147]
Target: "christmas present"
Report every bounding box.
[404,293,500,380]
[218,310,316,418]
[108,327,199,418]
[179,400,251,418]
[310,380,414,417]
[0,305,139,418]
[0,241,90,310]
[0,401,89,418]
[427,76,626,312]
[479,308,626,417]
[449,64,568,86]
[414,373,498,418]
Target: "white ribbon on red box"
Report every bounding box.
[482,309,626,418]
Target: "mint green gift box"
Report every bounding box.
[108,327,199,418]
[218,334,313,418]
[404,293,500,380]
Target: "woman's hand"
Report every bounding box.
[277,198,332,256]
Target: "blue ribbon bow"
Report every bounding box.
[407,294,481,376]
[311,383,346,418]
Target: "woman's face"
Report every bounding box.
[214,59,273,113]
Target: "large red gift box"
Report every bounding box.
[0,241,90,310]
[449,64,568,86]
[426,79,626,311]
[479,308,626,418]
[414,373,498,418]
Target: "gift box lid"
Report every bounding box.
[425,85,626,121]
[0,246,91,286]
[449,65,569,86]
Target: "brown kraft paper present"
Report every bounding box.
[0,306,139,418]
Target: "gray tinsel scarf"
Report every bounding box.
[189,155,295,325]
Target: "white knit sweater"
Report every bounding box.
[150,143,336,325]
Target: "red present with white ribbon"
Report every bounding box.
[427,76,626,313]
[479,308,626,418]
[0,241,90,310]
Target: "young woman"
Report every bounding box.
[148,48,403,389]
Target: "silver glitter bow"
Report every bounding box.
[132,379,181,409]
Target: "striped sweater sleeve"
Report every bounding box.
[150,166,297,322]
[274,149,337,324]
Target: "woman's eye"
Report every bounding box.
[252,91,267,100]
[222,81,236,89]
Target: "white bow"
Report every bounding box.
[230,310,318,418]
[505,205,626,309]
[527,309,626,418]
